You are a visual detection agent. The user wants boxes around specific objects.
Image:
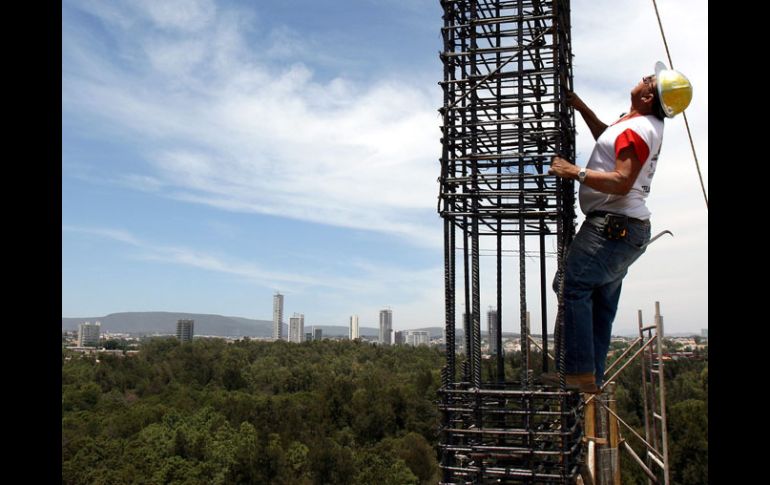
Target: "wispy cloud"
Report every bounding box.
[64,0,443,248]
[120,174,166,193]
[63,226,143,246]
[138,0,217,32]
[62,225,444,305]
[63,224,354,291]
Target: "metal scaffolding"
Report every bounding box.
[581,302,671,485]
[437,0,582,483]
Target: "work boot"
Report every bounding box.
[539,372,599,394]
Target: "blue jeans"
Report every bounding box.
[557,218,651,386]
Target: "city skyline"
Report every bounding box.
[62,0,707,336]
[62,304,709,340]
[60,298,708,335]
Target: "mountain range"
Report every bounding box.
[61,312,701,339]
[61,312,450,338]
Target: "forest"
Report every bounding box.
[62,338,706,484]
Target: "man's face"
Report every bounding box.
[631,74,657,100]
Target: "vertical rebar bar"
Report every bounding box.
[470,0,482,389]
[444,218,455,385]
[540,234,548,373]
[495,0,504,381]
[517,0,530,387]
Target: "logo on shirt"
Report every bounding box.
[647,148,660,177]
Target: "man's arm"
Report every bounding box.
[568,91,608,141]
[549,147,643,196]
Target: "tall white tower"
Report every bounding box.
[350,314,359,340]
[273,292,284,340]
[379,309,392,345]
[487,308,499,355]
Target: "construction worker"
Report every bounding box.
[544,62,692,393]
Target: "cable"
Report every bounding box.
[650,0,708,210]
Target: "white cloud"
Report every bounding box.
[68,0,135,30]
[265,25,308,59]
[144,38,207,75]
[138,0,217,32]
[310,258,446,327]
[63,225,446,324]
[63,225,358,291]
[62,226,142,246]
[69,0,217,33]
[63,2,443,248]
[120,174,166,192]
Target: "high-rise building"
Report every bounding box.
[305,332,313,342]
[78,321,101,347]
[273,292,284,341]
[176,319,194,344]
[350,315,359,340]
[460,312,468,354]
[701,328,708,338]
[487,309,499,355]
[407,330,429,346]
[394,330,405,345]
[379,309,393,345]
[314,327,323,341]
[289,313,305,343]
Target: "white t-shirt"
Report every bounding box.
[579,113,664,220]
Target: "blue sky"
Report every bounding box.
[62,0,708,334]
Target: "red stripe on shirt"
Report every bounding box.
[614,128,650,165]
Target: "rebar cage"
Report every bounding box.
[438,386,583,483]
[437,0,581,482]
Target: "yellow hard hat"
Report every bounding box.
[654,61,692,118]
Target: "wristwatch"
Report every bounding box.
[577,166,587,183]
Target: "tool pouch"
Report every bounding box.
[604,214,628,240]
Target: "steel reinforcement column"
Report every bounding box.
[438,1,578,482]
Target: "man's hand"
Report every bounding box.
[566,91,588,112]
[548,156,578,180]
